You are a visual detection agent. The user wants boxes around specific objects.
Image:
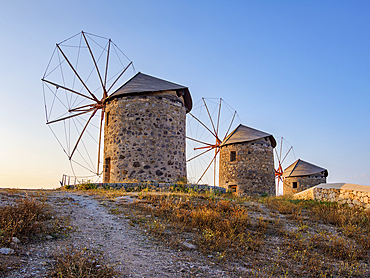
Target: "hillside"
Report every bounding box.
[0,188,369,277]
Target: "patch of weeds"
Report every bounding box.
[337,261,370,277]
[147,219,166,235]
[261,192,269,198]
[353,232,370,249]
[297,222,309,233]
[170,183,190,193]
[119,192,370,276]
[48,247,119,277]
[326,235,364,261]
[0,198,68,246]
[309,232,364,260]
[77,182,97,190]
[265,197,303,217]
[109,208,122,215]
[256,217,268,234]
[125,194,264,259]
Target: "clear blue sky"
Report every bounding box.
[1,0,369,189]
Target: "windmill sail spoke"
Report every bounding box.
[68,103,97,112]
[43,82,69,119]
[69,109,98,160]
[56,44,99,103]
[70,158,98,175]
[188,112,218,139]
[186,148,214,163]
[42,79,96,102]
[274,148,281,164]
[216,98,222,137]
[106,61,133,93]
[279,137,283,163]
[202,98,219,141]
[46,110,92,125]
[74,133,95,171]
[281,146,293,164]
[194,145,215,150]
[197,148,220,184]
[274,137,295,195]
[223,111,236,142]
[104,39,111,98]
[82,31,106,95]
[97,109,104,175]
[43,31,135,181]
[186,98,240,186]
[186,136,214,147]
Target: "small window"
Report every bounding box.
[229,185,237,193]
[230,151,236,162]
[104,158,111,183]
[292,182,298,188]
[106,111,110,126]
[104,158,111,172]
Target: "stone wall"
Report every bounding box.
[219,138,275,196]
[283,175,326,195]
[294,183,370,209]
[103,93,186,183]
[67,182,226,194]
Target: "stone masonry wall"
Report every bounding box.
[283,175,326,195]
[103,93,186,183]
[67,182,226,194]
[219,138,275,196]
[295,187,370,210]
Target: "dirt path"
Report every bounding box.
[4,191,234,278]
[61,192,187,277]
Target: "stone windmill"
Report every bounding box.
[42,32,192,184]
[218,124,276,196]
[103,72,192,183]
[282,159,328,195]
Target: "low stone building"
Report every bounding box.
[282,159,328,195]
[103,72,192,183]
[294,183,370,210]
[219,124,276,196]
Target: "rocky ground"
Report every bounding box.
[1,189,370,278]
[0,190,240,277]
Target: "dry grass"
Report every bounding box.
[0,195,72,277]
[110,192,370,277]
[46,187,370,277]
[0,197,67,246]
[47,247,119,278]
[131,193,266,259]
[0,190,120,277]
[265,196,370,253]
[0,255,21,277]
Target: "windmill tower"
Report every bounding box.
[282,159,328,195]
[219,124,276,196]
[103,72,192,183]
[42,32,194,185]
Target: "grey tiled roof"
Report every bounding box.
[283,159,328,178]
[221,124,276,148]
[107,72,192,112]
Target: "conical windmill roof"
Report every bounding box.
[282,159,328,178]
[107,72,192,112]
[221,124,276,147]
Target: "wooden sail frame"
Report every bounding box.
[42,31,134,177]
